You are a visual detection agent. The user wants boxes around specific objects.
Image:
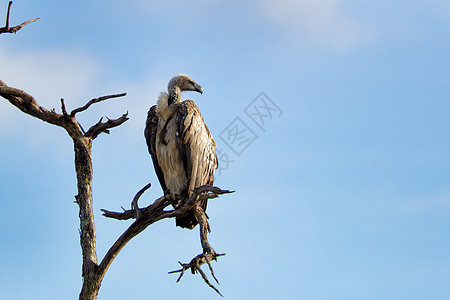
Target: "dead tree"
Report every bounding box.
[1,5,233,300]
[0,82,232,299]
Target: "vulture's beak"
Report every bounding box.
[195,83,203,94]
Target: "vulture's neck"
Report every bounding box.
[168,86,182,106]
[157,92,175,120]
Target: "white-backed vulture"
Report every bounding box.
[144,74,218,229]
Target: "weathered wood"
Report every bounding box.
[70,93,127,117]
[74,137,100,300]
[84,112,129,139]
[0,1,38,34]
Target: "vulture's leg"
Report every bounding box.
[169,204,225,296]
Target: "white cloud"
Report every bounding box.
[110,0,374,49]
[0,47,100,107]
[0,45,101,141]
[259,0,374,49]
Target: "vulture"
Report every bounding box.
[144,74,218,229]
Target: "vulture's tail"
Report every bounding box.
[175,198,208,229]
[176,211,198,229]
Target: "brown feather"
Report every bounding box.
[144,105,168,194]
[174,100,218,228]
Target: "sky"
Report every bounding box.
[1,0,449,299]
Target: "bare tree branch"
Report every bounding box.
[131,183,152,219]
[102,186,233,221]
[0,1,38,34]
[5,0,11,28]
[70,93,127,117]
[100,185,233,296]
[0,81,80,136]
[84,113,129,139]
[61,98,68,116]
[0,80,128,140]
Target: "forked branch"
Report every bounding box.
[0,1,38,34]
[0,80,128,140]
[85,113,129,139]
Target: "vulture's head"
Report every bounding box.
[167,74,203,105]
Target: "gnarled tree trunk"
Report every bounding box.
[74,137,100,299]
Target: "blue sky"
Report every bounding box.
[1,0,449,299]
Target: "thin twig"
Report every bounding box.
[5,1,12,28]
[5,17,39,33]
[84,112,129,139]
[60,98,68,116]
[70,93,127,117]
[129,182,150,219]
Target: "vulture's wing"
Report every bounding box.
[175,100,218,228]
[176,100,218,193]
[144,105,167,193]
